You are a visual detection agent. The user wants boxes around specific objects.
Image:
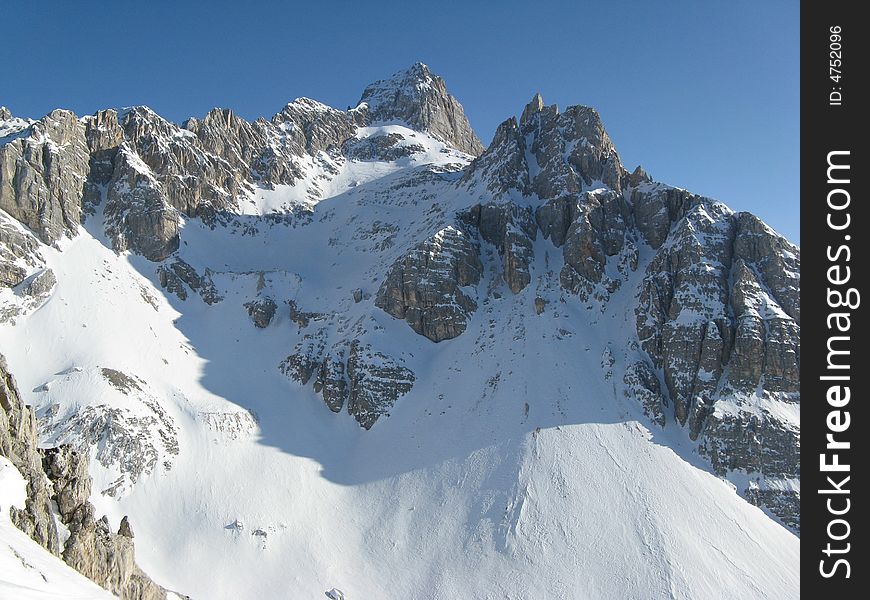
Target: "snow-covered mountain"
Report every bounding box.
[1,63,799,599]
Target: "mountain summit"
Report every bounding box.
[357,62,484,156]
[1,65,798,600]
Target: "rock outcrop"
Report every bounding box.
[346,341,416,429]
[104,144,181,261]
[0,213,55,323]
[1,355,172,599]
[0,109,90,244]
[343,132,425,162]
[376,225,482,342]
[623,361,667,428]
[42,446,167,600]
[1,355,59,553]
[244,297,277,328]
[157,257,222,304]
[281,337,415,429]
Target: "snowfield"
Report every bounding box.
[0,124,798,599]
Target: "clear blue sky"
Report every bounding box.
[2,0,799,243]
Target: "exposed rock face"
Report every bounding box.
[700,403,800,534]
[531,103,625,194]
[20,266,56,298]
[185,107,302,187]
[456,95,638,301]
[0,109,90,244]
[629,184,697,250]
[632,189,800,529]
[732,212,800,324]
[100,99,336,257]
[623,361,666,428]
[637,200,733,429]
[358,63,484,156]
[1,355,60,554]
[272,97,361,155]
[99,99,347,258]
[244,297,277,328]
[0,211,44,288]
[376,225,482,341]
[1,264,56,325]
[460,202,537,294]
[744,480,801,533]
[82,109,125,211]
[556,191,636,302]
[105,145,181,261]
[1,355,170,598]
[120,107,245,217]
[313,348,348,413]
[119,515,135,539]
[280,331,327,387]
[628,165,652,187]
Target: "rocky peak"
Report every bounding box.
[464,94,628,200]
[520,92,544,127]
[357,62,484,156]
[0,106,12,121]
[629,165,651,186]
[521,96,626,195]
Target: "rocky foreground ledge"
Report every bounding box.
[1,354,178,600]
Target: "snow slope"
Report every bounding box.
[0,126,799,599]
